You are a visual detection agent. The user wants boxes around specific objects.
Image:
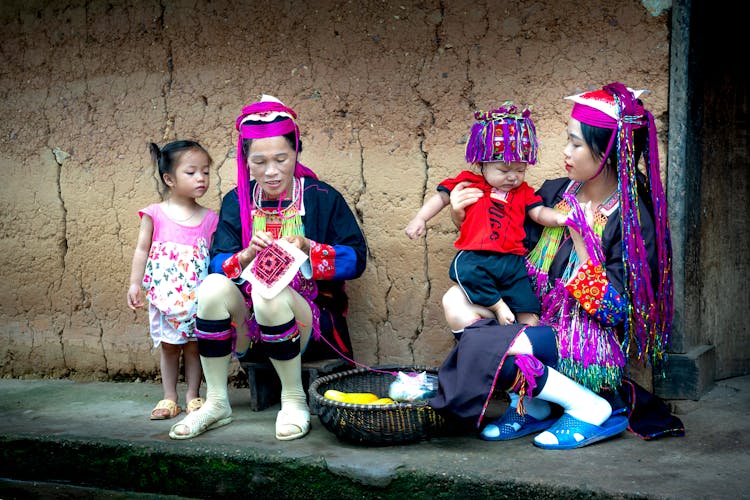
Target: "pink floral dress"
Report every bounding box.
[140,204,218,346]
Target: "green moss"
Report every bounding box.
[0,436,642,499]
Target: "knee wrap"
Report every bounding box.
[498,354,549,396]
[195,317,234,358]
[498,355,519,391]
[260,319,300,361]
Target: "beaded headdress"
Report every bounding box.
[565,83,673,365]
[234,95,317,247]
[465,102,538,165]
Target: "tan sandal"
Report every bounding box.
[150,399,182,420]
[186,397,204,414]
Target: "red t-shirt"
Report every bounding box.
[438,170,542,254]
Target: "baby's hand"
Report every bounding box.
[405,217,427,239]
[127,284,144,310]
[496,300,516,325]
[558,211,570,227]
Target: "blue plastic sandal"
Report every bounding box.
[480,407,557,441]
[533,413,629,450]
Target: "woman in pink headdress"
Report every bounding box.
[430,83,683,449]
[169,95,367,441]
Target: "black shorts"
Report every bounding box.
[449,250,541,315]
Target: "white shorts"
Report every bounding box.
[148,304,196,348]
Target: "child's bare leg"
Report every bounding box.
[516,312,539,326]
[151,342,182,419]
[160,342,181,402]
[488,298,515,325]
[442,286,494,331]
[183,341,202,401]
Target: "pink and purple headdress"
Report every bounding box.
[234,95,317,247]
[566,83,673,365]
[465,102,538,165]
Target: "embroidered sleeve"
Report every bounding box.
[565,259,626,326]
[308,239,363,281]
[309,240,336,280]
[221,251,244,280]
[210,253,233,274]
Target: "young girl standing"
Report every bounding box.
[127,141,219,420]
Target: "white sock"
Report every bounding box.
[508,392,520,408]
[508,392,551,421]
[270,355,308,413]
[534,367,611,445]
[170,353,232,438]
[200,354,232,419]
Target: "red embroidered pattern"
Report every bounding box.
[253,243,295,288]
[266,221,282,239]
[310,240,335,280]
[222,252,243,280]
[565,259,607,315]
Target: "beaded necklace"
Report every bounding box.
[526,181,617,295]
[251,177,304,239]
[525,182,625,392]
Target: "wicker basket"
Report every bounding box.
[309,365,447,446]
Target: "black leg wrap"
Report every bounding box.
[197,338,232,358]
[498,355,519,391]
[531,365,549,397]
[260,319,300,361]
[195,317,234,357]
[196,317,232,332]
[262,338,301,360]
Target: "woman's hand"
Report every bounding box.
[285,234,310,254]
[449,181,482,228]
[239,231,274,268]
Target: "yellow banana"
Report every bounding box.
[368,397,396,405]
[323,390,380,404]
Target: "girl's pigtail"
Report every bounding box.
[149,142,161,169]
[149,142,167,198]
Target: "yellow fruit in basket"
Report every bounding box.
[346,393,380,404]
[323,390,347,402]
[323,390,379,404]
[369,397,396,405]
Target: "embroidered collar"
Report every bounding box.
[565,180,619,217]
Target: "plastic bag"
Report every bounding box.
[388,371,438,402]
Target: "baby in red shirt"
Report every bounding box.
[406,103,566,327]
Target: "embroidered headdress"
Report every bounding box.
[565,83,673,365]
[465,102,538,165]
[235,95,317,247]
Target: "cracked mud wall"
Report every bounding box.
[0,0,670,379]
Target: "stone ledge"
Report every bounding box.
[654,344,716,400]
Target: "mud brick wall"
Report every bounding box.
[0,0,670,379]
